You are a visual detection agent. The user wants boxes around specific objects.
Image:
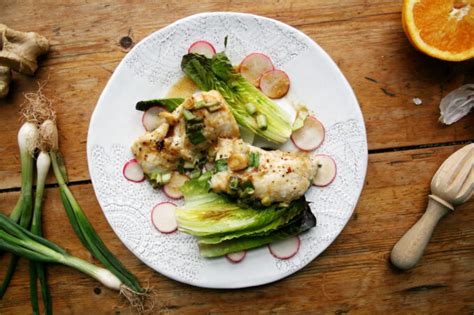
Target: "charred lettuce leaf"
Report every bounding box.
[181,52,292,144]
[176,172,316,257]
[198,202,316,257]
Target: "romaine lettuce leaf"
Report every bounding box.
[176,172,316,257]
[181,52,292,144]
[198,204,316,257]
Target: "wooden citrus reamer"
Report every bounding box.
[390,144,474,270]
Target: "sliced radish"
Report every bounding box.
[291,116,325,151]
[225,251,246,263]
[239,53,274,86]
[188,41,216,58]
[163,172,189,199]
[151,202,177,233]
[122,159,145,182]
[142,106,165,131]
[268,236,300,260]
[259,69,290,99]
[313,154,337,187]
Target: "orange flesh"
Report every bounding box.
[413,0,474,54]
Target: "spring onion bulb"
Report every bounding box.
[10,122,38,222]
[0,122,38,298]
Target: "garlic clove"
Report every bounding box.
[439,84,474,125]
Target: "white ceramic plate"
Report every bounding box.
[87,12,367,288]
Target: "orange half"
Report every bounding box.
[402,0,474,61]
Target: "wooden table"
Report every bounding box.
[1,1,473,314]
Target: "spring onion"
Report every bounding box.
[248,151,260,168]
[256,114,268,130]
[0,213,134,294]
[30,151,52,315]
[214,159,228,172]
[42,119,146,297]
[244,103,257,115]
[0,122,38,298]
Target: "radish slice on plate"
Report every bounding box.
[291,116,325,151]
[268,236,300,259]
[163,172,189,199]
[142,106,165,131]
[239,53,274,86]
[122,159,145,182]
[313,154,337,187]
[151,202,178,233]
[225,251,246,263]
[188,41,216,58]
[259,69,290,99]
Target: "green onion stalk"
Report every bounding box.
[0,122,38,298]
[29,151,52,315]
[0,213,126,292]
[41,119,149,306]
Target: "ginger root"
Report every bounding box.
[0,24,49,76]
[0,66,11,98]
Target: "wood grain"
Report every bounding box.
[0,1,473,314]
[0,145,472,314]
[0,1,472,189]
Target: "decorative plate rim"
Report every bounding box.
[87,11,368,289]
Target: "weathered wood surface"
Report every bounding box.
[0,1,473,189]
[0,146,473,314]
[0,1,473,314]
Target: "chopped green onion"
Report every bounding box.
[194,100,206,109]
[256,114,268,130]
[187,130,206,145]
[245,103,257,115]
[183,161,195,169]
[239,186,255,198]
[189,169,202,179]
[229,177,239,191]
[149,171,172,186]
[215,159,228,172]
[183,109,196,121]
[248,151,260,168]
[187,122,204,131]
[207,104,221,112]
[161,172,172,184]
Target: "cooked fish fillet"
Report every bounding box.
[210,138,319,205]
[131,90,240,174]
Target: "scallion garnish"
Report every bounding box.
[187,129,206,145]
[244,102,257,115]
[215,159,228,172]
[248,151,260,168]
[183,109,196,121]
[189,169,202,179]
[229,176,239,191]
[256,113,268,130]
